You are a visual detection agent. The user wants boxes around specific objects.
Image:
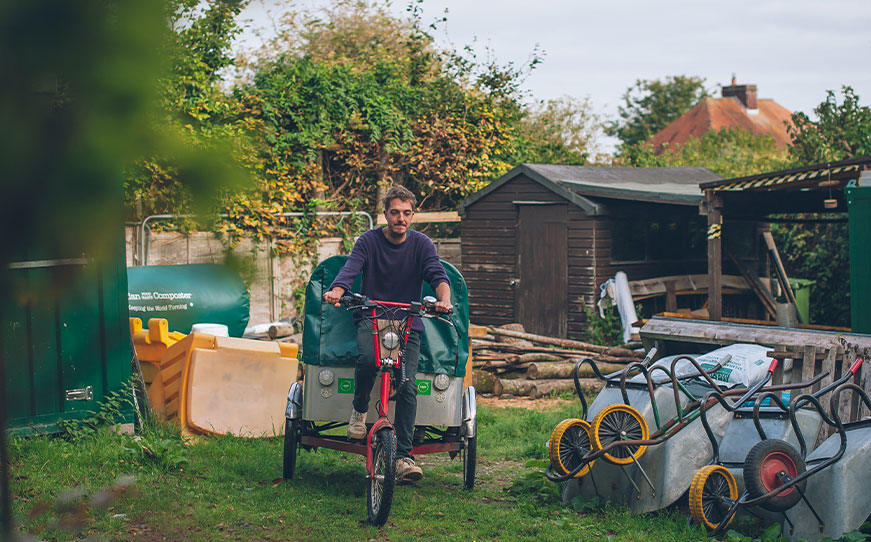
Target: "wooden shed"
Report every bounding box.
[700,156,871,327]
[458,164,722,339]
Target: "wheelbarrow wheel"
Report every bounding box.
[591,404,649,465]
[548,419,595,477]
[282,418,300,480]
[743,439,806,512]
[689,464,738,530]
[462,434,477,490]
[368,428,396,526]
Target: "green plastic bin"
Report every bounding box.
[788,278,815,325]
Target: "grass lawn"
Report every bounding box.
[4,399,815,541]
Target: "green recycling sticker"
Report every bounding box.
[416,379,431,395]
[337,378,354,394]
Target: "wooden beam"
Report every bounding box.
[762,231,800,321]
[726,247,778,320]
[628,274,776,298]
[376,211,461,225]
[664,280,677,312]
[706,191,723,321]
[640,317,871,351]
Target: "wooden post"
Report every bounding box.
[705,191,723,321]
[664,280,677,312]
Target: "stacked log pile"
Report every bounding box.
[472,323,645,399]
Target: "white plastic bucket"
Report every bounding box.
[190,323,230,337]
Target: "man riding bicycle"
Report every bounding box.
[323,185,453,482]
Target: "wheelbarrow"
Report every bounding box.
[551,352,740,513]
[688,356,862,531]
[554,355,827,514]
[688,359,869,541]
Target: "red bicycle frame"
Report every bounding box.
[365,300,414,476]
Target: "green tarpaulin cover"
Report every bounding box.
[301,255,469,377]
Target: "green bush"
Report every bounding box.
[584,303,623,346]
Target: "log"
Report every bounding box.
[492,378,536,397]
[526,361,626,380]
[604,347,635,358]
[488,327,610,353]
[483,354,521,366]
[494,323,534,347]
[268,324,294,339]
[492,378,605,398]
[517,353,562,363]
[473,370,498,393]
[469,324,490,338]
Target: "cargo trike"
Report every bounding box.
[282,256,475,526]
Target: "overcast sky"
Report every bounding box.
[237,0,871,152]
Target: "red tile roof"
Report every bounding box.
[651,96,795,151]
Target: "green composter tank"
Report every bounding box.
[3,235,133,435]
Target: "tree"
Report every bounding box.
[787,86,871,164]
[124,0,253,222]
[510,96,604,166]
[608,75,709,148]
[233,0,534,216]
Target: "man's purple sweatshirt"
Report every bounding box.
[329,228,449,332]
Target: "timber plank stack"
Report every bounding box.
[471,323,645,399]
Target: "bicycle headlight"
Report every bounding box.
[318,369,335,386]
[433,373,450,391]
[382,331,401,350]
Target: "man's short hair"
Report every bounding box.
[383,185,417,211]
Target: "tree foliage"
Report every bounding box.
[510,96,603,166]
[124,0,252,222]
[787,86,871,164]
[221,0,546,227]
[618,128,789,179]
[607,75,709,148]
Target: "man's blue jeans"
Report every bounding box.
[352,319,420,459]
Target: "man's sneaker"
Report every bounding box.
[347,409,367,440]
[396,457,423,482]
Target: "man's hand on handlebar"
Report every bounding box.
[434,299,453,314]
[324,286,345,307]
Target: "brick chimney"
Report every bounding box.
[722,79,757,110]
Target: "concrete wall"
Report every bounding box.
[125,226,461,326]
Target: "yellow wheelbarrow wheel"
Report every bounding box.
[689,464,738,531]
[591,404,649,465]
[548,419,595,478]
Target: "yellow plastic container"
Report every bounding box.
[131,317,300,437]
[182,337,298,437]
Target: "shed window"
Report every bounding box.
[611,216,706,262]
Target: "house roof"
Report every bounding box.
[459,164,722,216]
[651,97,794,150]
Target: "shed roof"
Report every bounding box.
[459,164,721,216]
[698,156,871,215]
[700,155,871,192]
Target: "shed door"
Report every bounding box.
[515,203,568,337]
